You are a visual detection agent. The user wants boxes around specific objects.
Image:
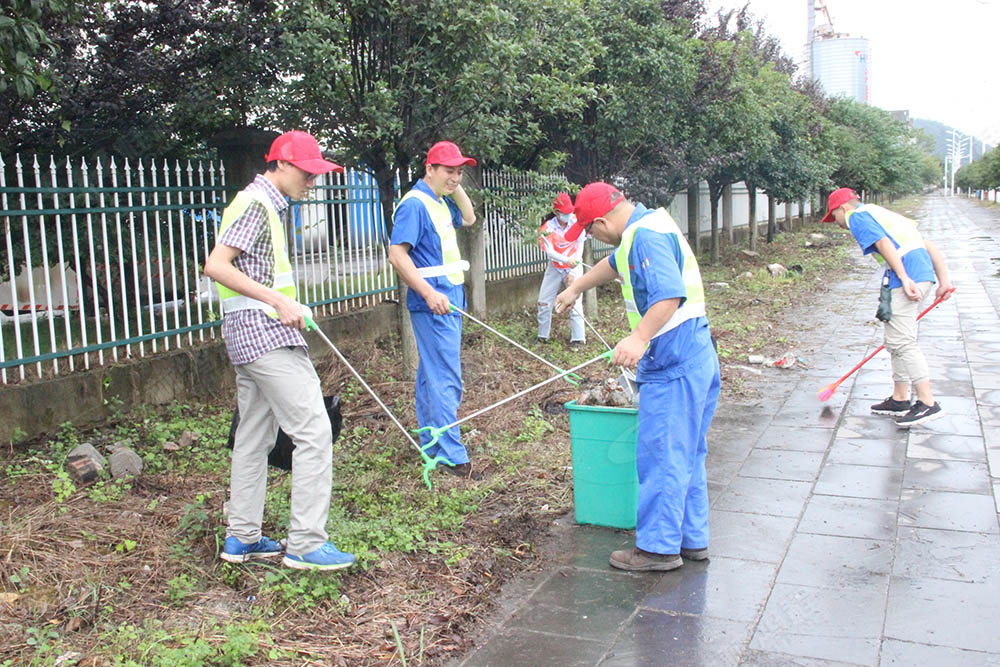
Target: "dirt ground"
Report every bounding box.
[0,223,854,666]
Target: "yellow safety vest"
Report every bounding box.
[215,190,296,317]
[848,204,926,265]
[395,188,467,285]
[614,208,706,338]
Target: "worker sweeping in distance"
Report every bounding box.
[554,182,719,572]
[821,187,954,427]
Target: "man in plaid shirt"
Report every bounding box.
[204,131,356,570]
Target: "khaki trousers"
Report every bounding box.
[884,282,933,386]
[228,346,332,556]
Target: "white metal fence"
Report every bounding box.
[1,155,814,385]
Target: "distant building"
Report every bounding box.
[889,110,912,128]
[806,1,871,104]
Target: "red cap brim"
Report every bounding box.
[428,157,477,167]
[820,210,835,223]
[292,158,345,175]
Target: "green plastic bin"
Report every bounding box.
[565,400,639,529]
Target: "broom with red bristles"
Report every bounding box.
[817,287,955,402]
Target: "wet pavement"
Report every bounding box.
[452,196,1000,667]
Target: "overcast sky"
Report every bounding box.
[704,0,1000,145]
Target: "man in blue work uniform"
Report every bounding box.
[823,187,954,427]
[388,141,478,477]
[555,182,719,571]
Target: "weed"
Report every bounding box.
[87,478,131,503]
[260,568,342,609]
[98,618,263,666]
[114,539,137,554]
[166,573,198,604]
[50,467,76,503]
[9,565,31,591]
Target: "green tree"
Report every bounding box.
[273,0,598,230]
[0,0,283,158]
[545,0,697,199]
[0,0,74,99]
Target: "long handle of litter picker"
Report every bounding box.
[817,287,955,401]
[435,350,612,434]
[450,304,580,384]
[305,317,424,454]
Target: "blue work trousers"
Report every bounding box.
[635,353,720,555]
[411,308,469,464]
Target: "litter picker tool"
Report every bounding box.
[817,287,955,402]
[574,306,638,402]
[304,315,455,489]
[449,304,581,385]
[414,350,614,454]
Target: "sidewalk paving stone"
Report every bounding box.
[454,196,1000,667]
[892,526,1000,583]
[814,463,903,500]
[827,438,906,468]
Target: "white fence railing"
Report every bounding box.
[2,155,814,384]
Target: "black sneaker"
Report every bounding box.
[895,401,943,428]
[536,337,549,344]
[569,340,584,350]
[870,396,912,416]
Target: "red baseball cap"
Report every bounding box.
[564,182,626,241]
[265,131,344,175]
[425,141,477,167]
[553,192,574,214]
[821,187,860,223]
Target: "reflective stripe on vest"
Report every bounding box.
[215,190,296,317]
[614,208,706,339]
[851,204,926,265]
[396,188,465,285]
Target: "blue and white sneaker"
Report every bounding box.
[283,542,356,570]
[220,535,284,563]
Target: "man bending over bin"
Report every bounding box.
[388,141,478,478]
[555,182,719,572]
[822,187,954,427]
[204,130,356,570]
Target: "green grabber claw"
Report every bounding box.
[412,425,455,489]
[600,349,614,362]
[450,303,582,386]
[305,315,318,331]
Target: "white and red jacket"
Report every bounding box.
[539,215,585,270]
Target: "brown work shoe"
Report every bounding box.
[609,547,682,571]
[680,547,709,561]
[443,462,483,480]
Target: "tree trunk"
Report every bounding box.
[784,200,793,232]
[687,178,700,255]
[378,165,418,379]
[460,167,486,317]
[747,181,757,251]
[396,283,418,380]
[766,195,776,243]
[722,183,733,245]
[798,199,806,227]
[709,191,720,265]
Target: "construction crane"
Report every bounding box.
[814,1,835,37]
